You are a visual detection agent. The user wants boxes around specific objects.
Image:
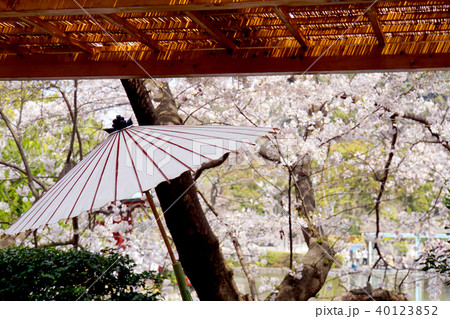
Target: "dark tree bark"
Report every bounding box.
[270,238,334,300]
[121,79,159,125]
[121,79,242,300]
[333,287,407,301]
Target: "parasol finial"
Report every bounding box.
[104,115,133,134]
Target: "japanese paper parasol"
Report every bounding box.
[6,116,274,300]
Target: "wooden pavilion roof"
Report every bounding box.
[0,0,449,79]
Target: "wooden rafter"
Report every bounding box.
[273,6,309,49]
[100,14,164,52]
[185,11,237,50]
[0,51,448,80]
[365,7,386,46]
[20,17,92,53]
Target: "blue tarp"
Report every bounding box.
[349,243,363,251]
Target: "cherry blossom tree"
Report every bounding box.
[1,72,448,300]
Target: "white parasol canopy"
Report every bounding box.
[7,125,273,235]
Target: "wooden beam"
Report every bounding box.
[365,7,385,46]
[0,39,32,55]
[273,6,309,49]
[185,11,237,50]
[1,0,425,18]
[20,17,93,53]
[100,14,164,52]
[0,51,448,80]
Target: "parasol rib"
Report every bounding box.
[132,129,213,168]
[135,125,268,142]
[114,132,121,201]
[122,131,144,194]
[89,133,120,212]
[13,134,117,233]
[132,126,241,153]
[63,134,120,222]
[131,126,238,153]
[124,130,171,183]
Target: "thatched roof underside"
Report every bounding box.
[0,0,449,79]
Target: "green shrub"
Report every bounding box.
[260,250,303,267]
[0,247,166,300]
[394,241,409,254]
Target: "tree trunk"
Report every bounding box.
[260,148,335,301]
[333,287,407,301]
[272,157,335,300]
[270,238,334,300]
[121,79,242,300]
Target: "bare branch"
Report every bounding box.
[374,115,398,239]
[197,189,258,300]
[402,112,450,152]
[194,153,230,181]
[377,101,449,152]
[232,98,258,127]
[182,97,220,124]
[367,115,399,285]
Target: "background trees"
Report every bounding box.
[0,72,448,300]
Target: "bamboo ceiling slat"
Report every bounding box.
[0,0,448,79]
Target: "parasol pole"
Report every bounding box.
[144,190,192,301]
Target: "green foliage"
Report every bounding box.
[229,182,264,212]
[259,250,303,268]
[317,141,379,221]
[0,247,166,300]
[220,165,276,213]
[348,224,360,236]
[404,182,435,214]
[393,240,409,254]
[331,108,357,124]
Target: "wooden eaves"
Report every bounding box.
[0,0,449,80]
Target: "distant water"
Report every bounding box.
[233,267,450,301]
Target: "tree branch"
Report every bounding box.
[402,112,449,152]
[0,160,48,190]
[182,97,220,124]
[232,98,258,127]
[197,189,258,300]
[368,115,398,284]
[377,101,449,153]
[194,153,230,181]
[0,108,39,199]
[374,115,398,239]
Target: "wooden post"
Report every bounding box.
[143,190,192,301]
[144,190,177,264]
